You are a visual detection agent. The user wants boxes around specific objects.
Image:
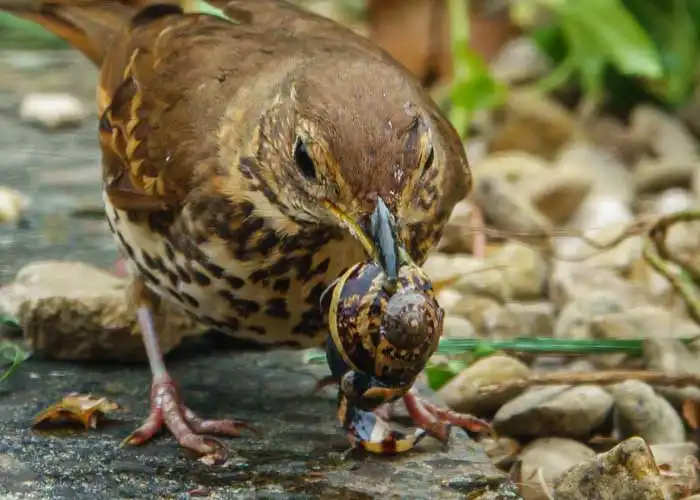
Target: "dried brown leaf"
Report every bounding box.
[683,399,700,430]
[33,392,120,429]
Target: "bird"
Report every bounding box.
[1,0,473,462]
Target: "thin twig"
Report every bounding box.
[477,370,700,398]
[642,210,700,325]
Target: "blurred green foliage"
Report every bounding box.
[529,0,700,109]
[447,0,508,136]
[0,12,67,49]
[0,338,30,384]
[447,0,700,135]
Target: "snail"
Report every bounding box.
[318,260,458,454]
[321,260,444,411]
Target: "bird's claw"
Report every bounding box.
[121,377,257,465]
[401,391,495,445]
[337,388,494,456]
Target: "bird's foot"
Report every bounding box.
[121,376,257,464]
[339,389,494,456]
[398,391,494,445]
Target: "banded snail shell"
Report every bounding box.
[323,261,444,384]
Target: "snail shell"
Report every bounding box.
[323,261,444,384]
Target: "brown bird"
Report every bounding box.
[2,0,474,461]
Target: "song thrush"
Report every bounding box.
[2,0,473,462]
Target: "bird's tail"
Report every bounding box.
[0,0,179,65]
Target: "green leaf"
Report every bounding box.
[0,341,30,384]
[425,359,467,390]
[623,0,699,105]
[187,0,232,21]
[546,0,663,79]
[0,314,20,328]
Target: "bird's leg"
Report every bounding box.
[122,279,254,464]
[398,390,494,444]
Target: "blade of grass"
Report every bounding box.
[0,341,30,384]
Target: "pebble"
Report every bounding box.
[630,105,698,161]
[442,315,476,339]
[609,380,686,445]
[19,92,87,129]
[0,261,201,361]
[0,186,27,224]
[488,89,580,160]
[439,354,531,415]
[553,437,669,500]
[517,438,596,500]
[493,385,614,438]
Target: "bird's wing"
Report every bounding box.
[0,1,245,213]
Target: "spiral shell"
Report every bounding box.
[324,261,444,384]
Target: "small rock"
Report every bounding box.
[488,89,580,160]
[423,243,547,301]
[591,306,700,341]
[633,159,700,195]
[471,150,551,184]
[554,293,627,340]
[649,189,700,257]
[493,385,614,438]
[19,92,87,129]
[569,194,634,231]
[610,380,686,445]
[482,436,521,469]
[471,301,555,339]
[653,188,698,214]
[651,441,698,461]
[434,288,464,316]
[0,261,201,362]
[0,186,27,224]
[643,339,700,407]
[693,169,700,199]
[519,168,593,225]
[553,437,669,500]
[556,220,642,275]
[649,443,699,490]
[489,36,550,84]
[447,295,505,334]
[587,115,649,165]
[550,263,649,310]
[517,438,596,500]
[438,354,531,415]
[630,105,698,161]
[436,200,476,254]
[471,175,553,243]
[442,315,477,339]
[556,141,634,204]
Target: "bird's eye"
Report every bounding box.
[421,145,434,178]
[294,137,317,181]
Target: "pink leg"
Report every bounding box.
[402,391,493,442]
[122,307,254,464]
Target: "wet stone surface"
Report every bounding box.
[0,50,519,499]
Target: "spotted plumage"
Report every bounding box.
[105,192,361,347]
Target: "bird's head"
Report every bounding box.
[224,55,470,277]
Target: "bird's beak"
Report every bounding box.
[367,197,399,281]
[324,198,404,281]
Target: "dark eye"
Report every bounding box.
[422,145,434,177]
[294,137,316,180]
